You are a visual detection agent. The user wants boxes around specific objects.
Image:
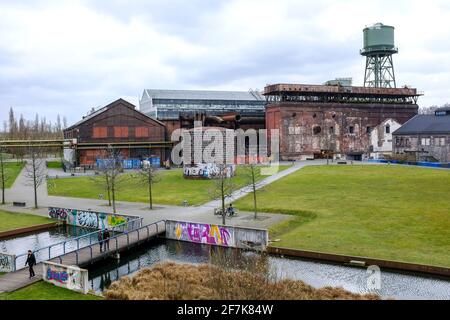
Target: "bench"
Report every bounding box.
[13,201,26,207]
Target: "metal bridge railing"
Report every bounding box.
[54,220,166,266]
[13,216,144,271]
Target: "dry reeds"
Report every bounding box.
[104,261,380,300]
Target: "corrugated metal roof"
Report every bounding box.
[393,114,450,135]
[143,89,265,101]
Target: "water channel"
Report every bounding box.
[87,239,450,300]
[2,228,449,300]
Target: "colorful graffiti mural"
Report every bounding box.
[48,207,141,231]
[43,261,89,294]
[0,253,15,272]
[48,207,70,220]
[107,215,127,227]
[166,220,269,250]
[173,222,234,247]
[47,268,69,283]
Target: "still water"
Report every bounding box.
[88,239,450,300]
[0,225,98,264]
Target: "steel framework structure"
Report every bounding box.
[364,54,396,88]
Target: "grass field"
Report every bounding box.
[1,162,25,188]
[48,165,290,206]
[0,281,102,300]
[235,165,450,267]
[0,210,52,232]
[46,160,63,169]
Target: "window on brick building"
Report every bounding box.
[93,126,107,138]
[135,127,150,138]
[114,127,129,138]
[329,126,334,134]
[349,126,354,134]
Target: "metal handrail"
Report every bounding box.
[14,216,144,270]
[61,220,165,265]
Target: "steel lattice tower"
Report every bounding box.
[361,23,398,88]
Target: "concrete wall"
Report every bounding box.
[369,118,401,159]
[165,220,268,251]
[42,261,89,294]
[48,207,142,231]
[0,253,15,272]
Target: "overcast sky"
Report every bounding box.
[1,0,450,126]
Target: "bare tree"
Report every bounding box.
[97,146,123,213]
[242,163,263,220]
[209,164,236,225]
[25,147,47,209]
[0,148,9,204]
[136,160,161,209]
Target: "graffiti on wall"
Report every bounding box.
[48,207,141,231]
[43,261,89,294]
[166,220,269,250]
[47,268,69,283]
[108,215,127,227]
[183,163,236,179]
[49,207,70,220]
[173,222,234,247]
[76,210,98,229]
[0,253,15,272]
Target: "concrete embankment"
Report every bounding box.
[268,246,450,278]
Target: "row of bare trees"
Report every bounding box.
[2,107,67,140]
[95,146,160,213]
[95,147,263,225]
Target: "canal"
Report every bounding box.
[87,239,450,300]
[0,225,98,265]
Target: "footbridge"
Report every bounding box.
[0,220,166,293]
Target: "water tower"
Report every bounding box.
[360,23,398,88]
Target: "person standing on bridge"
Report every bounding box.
[98,230,104,252]
[103,228,110,251]
[25,250,36,279]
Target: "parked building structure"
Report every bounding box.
[264,83,421,160]
[392,106,450,162]
[64,99,169,167]
[369,118,401,159]
[139,89,266,138]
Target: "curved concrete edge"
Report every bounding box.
[0,222,59,240]
[267,246,450,278]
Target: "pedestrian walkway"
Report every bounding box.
[0,221,165,293]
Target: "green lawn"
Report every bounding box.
[0,281,102,300]
[0,210,52,232]
[48,165,290,206]
[235,165,450,267]
[46,160,63,169]
[2,162,25,188]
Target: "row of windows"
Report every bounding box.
[92,126,150,138]
[420,137,446,146]
[306,125,389,135]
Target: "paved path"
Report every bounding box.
[2,161,333,229]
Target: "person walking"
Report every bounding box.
[25,250,36,279]
[98,230,103,252]
[103,228,110,251]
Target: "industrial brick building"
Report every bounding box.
[139,89,266,138]
[64,99,169,167]
[393,107,450,162]
[264,83,420,160]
